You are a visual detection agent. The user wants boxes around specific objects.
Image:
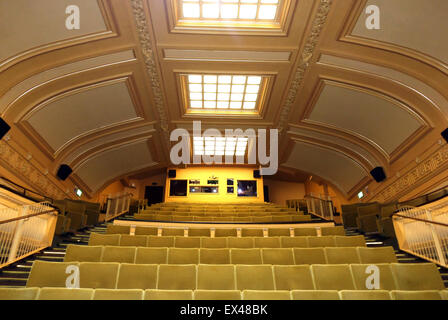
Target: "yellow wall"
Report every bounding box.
[165,166,264,203]
[263,178,305,206]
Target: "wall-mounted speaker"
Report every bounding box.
[57,164,72,181]
[253,169,261,179]
[0,118,11,140]
[370,167,386,183]
[168,169,176,178]
[441,128,448,143]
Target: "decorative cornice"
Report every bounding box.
[278,0,333,133]
[0,140,69,200]
[130,0,170,144]
[371,144,448,202]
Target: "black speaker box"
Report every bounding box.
[0,118,11,140]
[370,167,386,183]
[57,164,72,181]
[168,169,176,178]
[253,169,261,178]
[441,128,448,143]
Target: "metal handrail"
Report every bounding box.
[392,212,448,228]
[0,209,57,225]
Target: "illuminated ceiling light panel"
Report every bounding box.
[193,136,248,156]
[185,74,263,112]
[180,0,280,21]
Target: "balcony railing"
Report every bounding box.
[305,193,334,221]
[393,200,448,268]
[0,202,58,269]
[105,192,132,221]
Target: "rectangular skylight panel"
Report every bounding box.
[180,0,281,21]
[185,73,264,111]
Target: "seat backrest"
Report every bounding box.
[93,289,143,300]
[188,228,210,237]
[175,236,201,248]
[273,265,314,290]
[241,228,264,237]
[280,236,308,248]
[38,288,93,300]
[227,237,254,248]
[135,248,168,264]
[340,290,391,300]
[162,228,185,237]
[268,228,290,237]
[120,235,147,247]
[199,248,231,264]
[291,290,339,300]
[350,264,396,290]
[79,262,120,289]
[117,263,158,289]
[311,264,356,290]
[242,290,291,300]
[134,227,158,236]
[321,226,345,236]
[334,235,366,247]
[168,248,199,264]
[308,236,336,248]
[194,290,241,300]
[106,225,130,235]
[325,247,360,264]
[200,237,227,248]
[102,246,136,263]
[261,248,294,265]
[27,261,77,288]
[215,229,237,237]
[293,248,326,264]
[197,265,236,290]
[390,263,445,290]
[293,228,317,236]
[64,244,103,262]
[88,233,120,246]
[357,203,380,217]
[235,265,274,290]
[147,236,175,247]
[357,247,397,264]
[144,289,193,300]
[157,265,197,290]
[230,249,262,264]
[253,237,281,248]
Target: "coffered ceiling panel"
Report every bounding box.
[284,141,368,195]
[74,139,156,193]
[26,79,140,153]
[351,0,448,64]
[0,0,107,63]
[307,82,423,155]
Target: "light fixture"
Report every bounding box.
[357,191,364,199]
[184,74,264,112]
[180,0,280,21]
[193,136,249,157]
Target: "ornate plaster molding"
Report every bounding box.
[278,0,333,133]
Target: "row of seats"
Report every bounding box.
[106,225,346,237]
[89,234,367,248]
[65,245,397,265]
[2,287,447,300]
[134,213,310,223]
[27,261,446,291]
[341,187,448,236]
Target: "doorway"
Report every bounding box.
[144,186,164,205]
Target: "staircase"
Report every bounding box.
[0,224,106,288]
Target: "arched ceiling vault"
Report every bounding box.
[0,0,447,201]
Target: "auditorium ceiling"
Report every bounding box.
[0,0,447,202]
